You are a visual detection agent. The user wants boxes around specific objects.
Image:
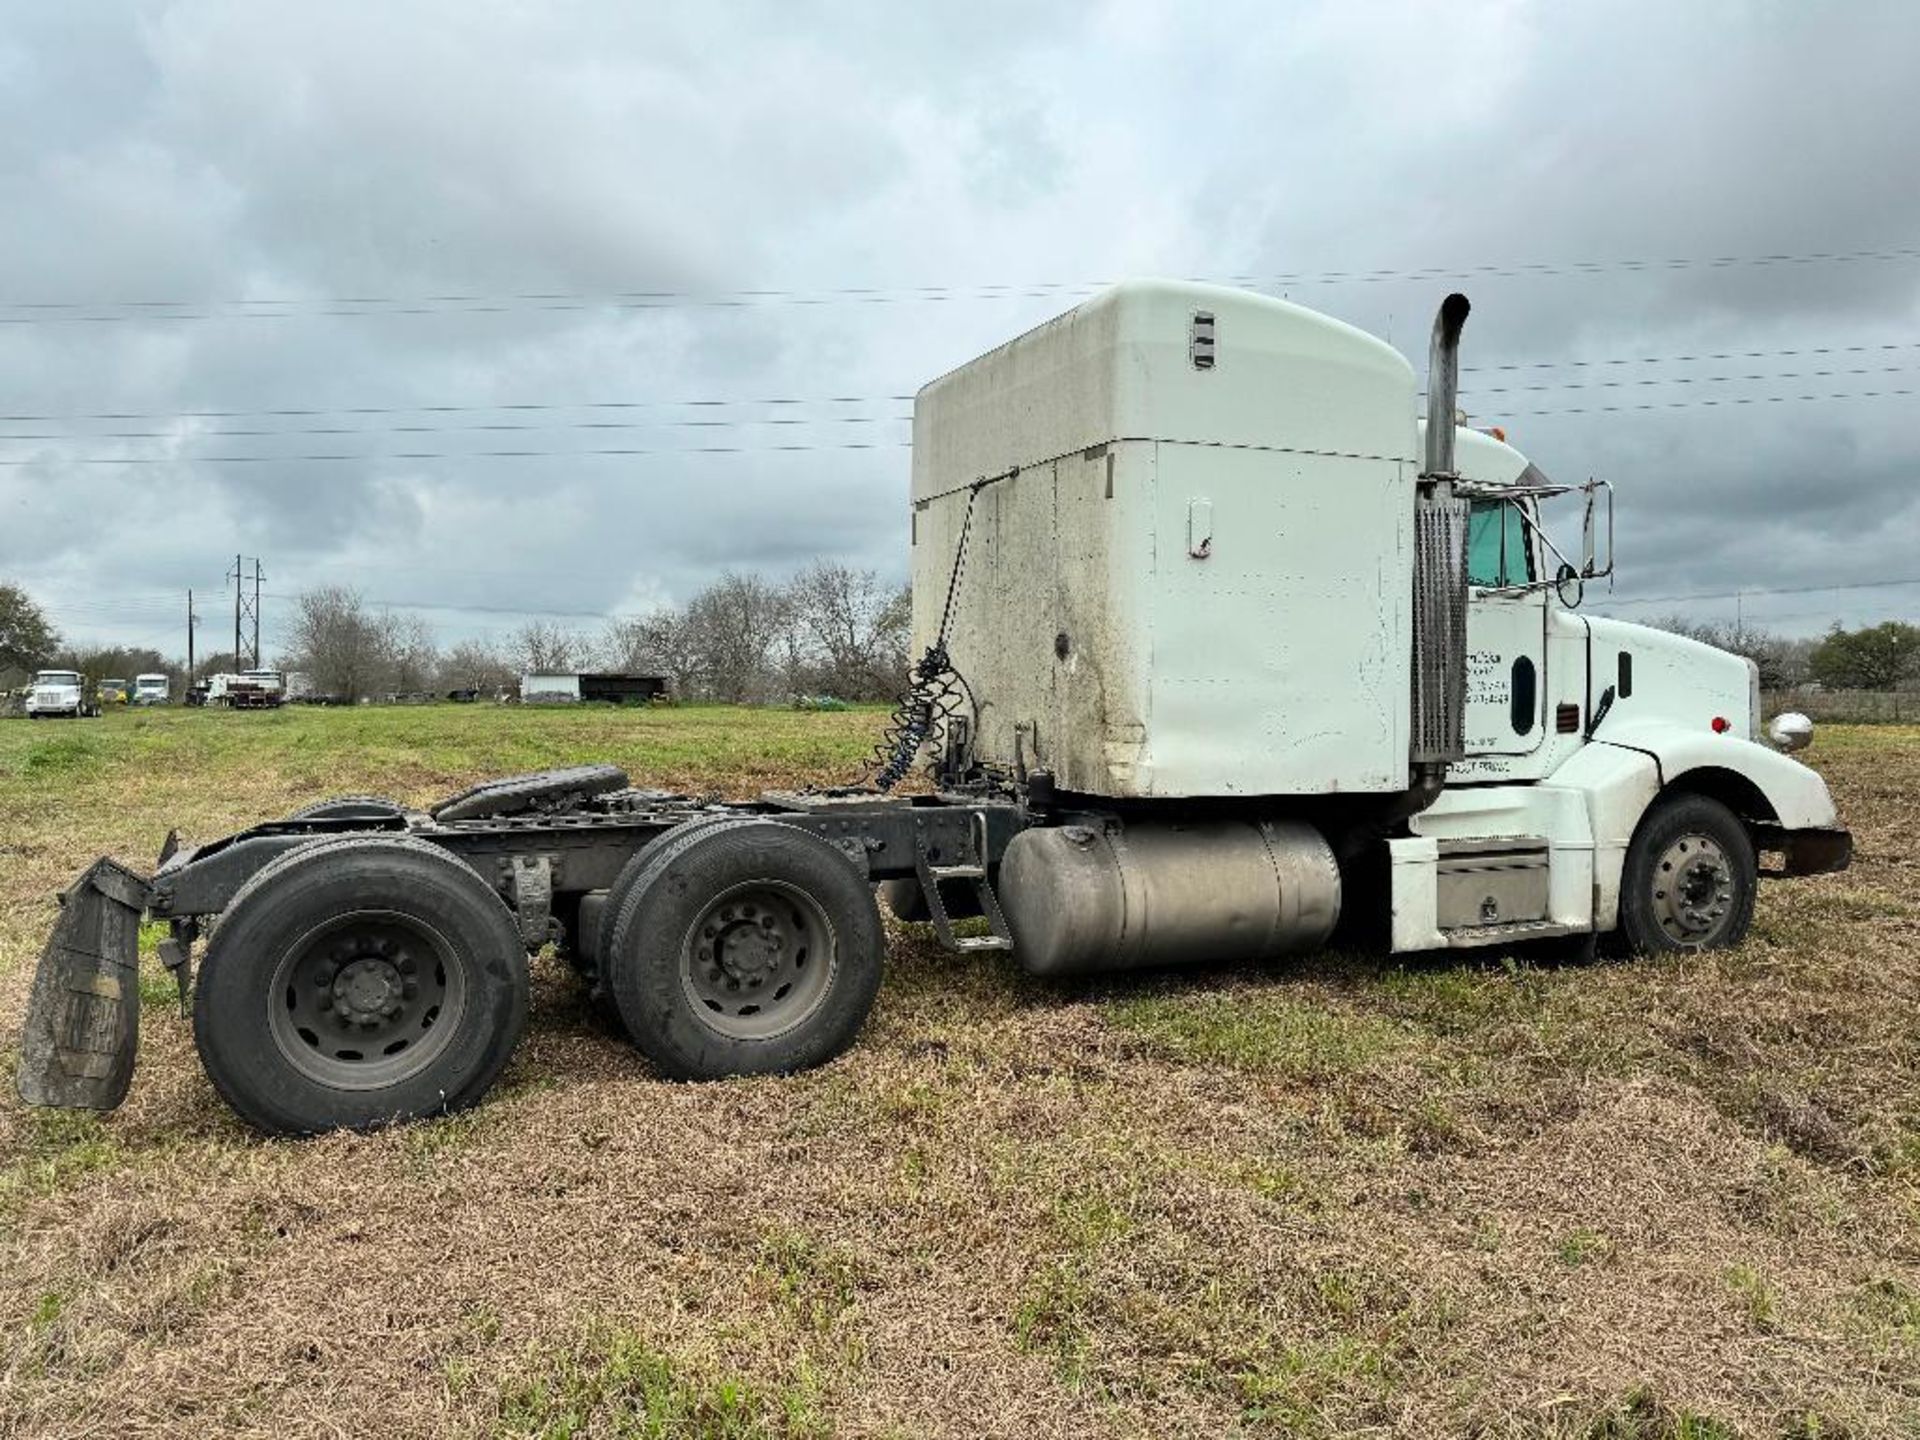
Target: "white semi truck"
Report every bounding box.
[19,283,1848,1136]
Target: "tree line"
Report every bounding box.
[8,574,1917,703]
[286,561,910,703]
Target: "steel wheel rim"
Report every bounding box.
[680,879,838,1041]
[1651,832,1736,945]
[267,909,468,1089]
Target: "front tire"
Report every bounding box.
[1617,793,1757,954]
[602,820,883,1080]
[194,836,529,1135]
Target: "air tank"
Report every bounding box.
[997,818,1341,976]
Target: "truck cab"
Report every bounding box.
[1381,424,1844,952]
[910,279,1848,964]
[132,673,171,706]
[25,670,94,719]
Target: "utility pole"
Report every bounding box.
[251,558,264,670]
[187,589,196,677]
[229,554,265,668]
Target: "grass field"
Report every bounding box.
[2,706,1917,1438]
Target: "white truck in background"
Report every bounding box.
[20,280,1849,1137]
[132,674,171,706]
[25,670,98,719]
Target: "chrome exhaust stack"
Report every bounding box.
[1410,293,1472,778]
[1423,292,1471,479]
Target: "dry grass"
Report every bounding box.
[2,706,1918,1438]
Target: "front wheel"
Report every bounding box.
[194,836,529,1135]
[1616,793,1757,954]
[601,820,883,1080]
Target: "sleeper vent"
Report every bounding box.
[1189,311,1216,370]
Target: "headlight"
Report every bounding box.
[1768,712,1814,753]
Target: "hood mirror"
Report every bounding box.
[1767,712,1814,753]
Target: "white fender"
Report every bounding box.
[1590,717,1841,831]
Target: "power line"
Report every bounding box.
[1596,576,1920,609]
[0,439,916,466]
[3,245,1916,322]
[5,341,1916,432]
[8,382,1917,468]
[1462,361,1917,397]
[1494,386,1920,418]
[1468,339,1920,373]
[0,414,913,443]
[0,394,917,423]
[9,362,1910,445]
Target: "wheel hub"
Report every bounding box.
[333,956,408,1022]
[706,905,789,987]
[270,915,461,1090]
[682,882,836,1039]
[1652,834,1734,942]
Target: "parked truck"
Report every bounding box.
[19,282,1850,1136]
[24,670,99,719]
[226,669,287,709]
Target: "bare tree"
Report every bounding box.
[508,619,582,675]
[438,639,515,694]
[288,587,389,701]
[380,611,440,694]
[603,611,695,689]
[787,562,910,699]
[681,573,786,702]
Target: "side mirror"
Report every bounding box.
[1581,488,1597,577]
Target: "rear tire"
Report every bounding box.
[1616,793,1757,955]
[194,836,529,1135]
[602,821,883,1080]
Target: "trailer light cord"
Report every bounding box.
[867,471,1008,791]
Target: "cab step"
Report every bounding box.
[913,819,1013,954]
[1441,919,1579,949]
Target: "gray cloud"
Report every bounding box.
[3,0,1917,659]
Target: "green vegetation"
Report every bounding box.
[492,1322,827,1440]
[1103,987,1407,1076]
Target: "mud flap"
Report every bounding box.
[16,857,150,1111]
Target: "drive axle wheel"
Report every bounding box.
[602,820,883,1080]
[1617,793,1757,955]
[682,881,836,1039]
[194,836,528,1135]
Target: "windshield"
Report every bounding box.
[136,675,168,686]
[34,671,80,685]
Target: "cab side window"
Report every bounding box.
[1466,499,1534,587]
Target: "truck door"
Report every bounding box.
[1463,497,1547,756]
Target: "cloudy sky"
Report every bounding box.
[3,0,1917,660]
